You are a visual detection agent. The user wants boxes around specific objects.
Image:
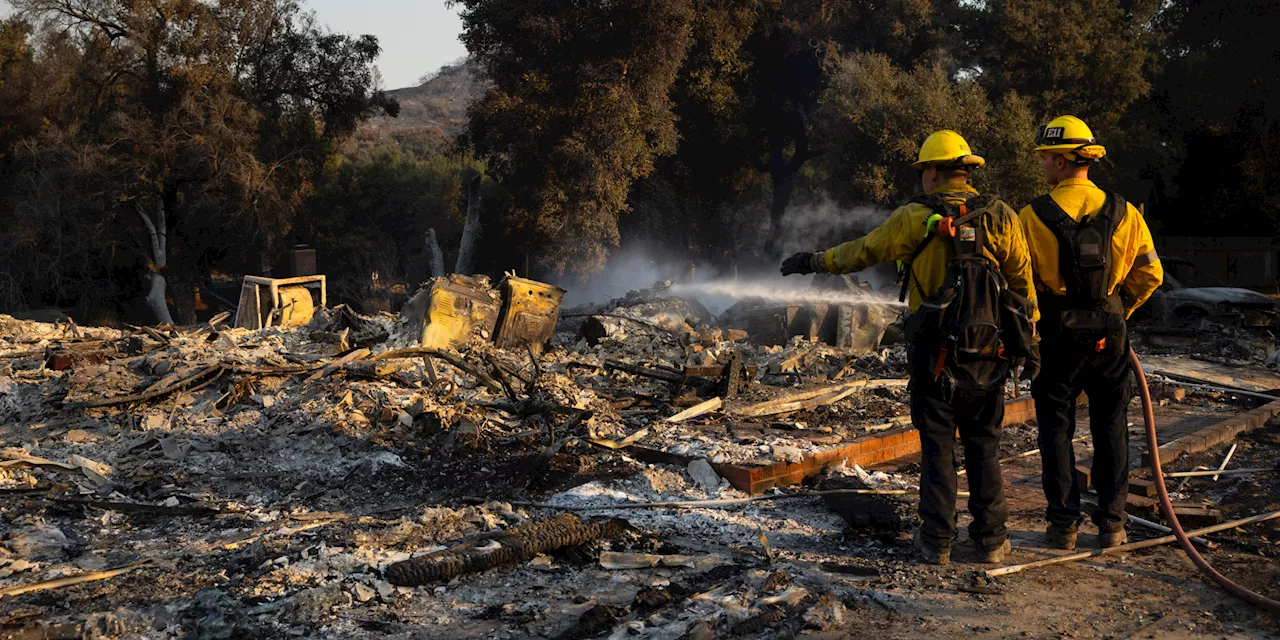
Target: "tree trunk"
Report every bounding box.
[455,174,482,275]
[768,170,797,254]
[763,109,821,258]
[135,203,175,325]
[425,228,446,278]
[143,271,174,325]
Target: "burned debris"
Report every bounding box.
[0,272,1277,638]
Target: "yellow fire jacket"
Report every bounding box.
[817,183,1038,320]
[1017,178,1162,318]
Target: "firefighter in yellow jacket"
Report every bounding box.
[1020,115,1163,551]
[782,130,1037,565]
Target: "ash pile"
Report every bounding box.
[0,272,923,638]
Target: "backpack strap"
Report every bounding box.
[948,195,1000,258]
[1028,194,1070,229]
[1030,191,1128,230]
[897,193,1000,302]
[899,230,936,302]
[1031,189,1129,306]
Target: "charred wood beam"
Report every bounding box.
[385,514,628,586]
[604,360,684,384]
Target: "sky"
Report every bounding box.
[0,0,468,91]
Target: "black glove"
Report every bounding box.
[781,252,816,276]
[1022,340,1041,382]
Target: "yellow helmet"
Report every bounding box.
[1035,115,1107,163]
[912,130,985,169]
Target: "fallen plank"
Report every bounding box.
[1211,443,1238,481]
[731,379,908,418]
[985,509,1280,578]
[666,397,722,423]
[599,552,697,569]
[1163,467,1274,478]
[304,348,370,382]
[604,359,684,384]
[515,488,969,511]
[0,455,111,486]
[370,347,503,393]
[227,362,325,375]
[1153,377,1279,401]
[1128,514,1213,548]
[54,498,222,517]
[1141,356,1280,393]
[0,339,110,361]
[0,561,150,599]
[69,364,224,409]
[587,428,649,450]
[684,364,759,378]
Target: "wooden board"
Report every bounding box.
[1140,355,1280,392]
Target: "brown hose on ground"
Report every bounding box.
[1132,348,1280,613]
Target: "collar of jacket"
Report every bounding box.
[1052,177,1096,190]
[927,182,979,196]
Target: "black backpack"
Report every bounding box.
[901,193,1035,395]
[1028,190,1128,356]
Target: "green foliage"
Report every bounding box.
[815,53,1042,207]
[1,0,1277,318]
[966,0,1163,130]
[299,149,478,300]
[455,0,697,275]
[0,0,394,320]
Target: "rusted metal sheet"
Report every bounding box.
[494,276,566,353]
[401,275,502,351]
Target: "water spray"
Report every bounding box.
[667,279,908,309]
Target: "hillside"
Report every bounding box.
[365,57,487,138]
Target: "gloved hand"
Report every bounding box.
[1022,338,1041,382]
[781,252,816,276]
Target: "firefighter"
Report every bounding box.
[1020,115,1163,550]
[781,130,1037,565]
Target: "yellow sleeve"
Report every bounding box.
[821,205,921,274]
[992,204,1039,323]
[1120,204,1163,317]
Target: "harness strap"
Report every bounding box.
[898,193,1001,302]
[1030,190,1129,304]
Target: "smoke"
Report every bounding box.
[556,247,684,309]
[775,194,892,257]
[558,193,902,314]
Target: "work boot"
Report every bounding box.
[1098,529,1127,549]
[978,539,1012,564]
[913,528,950,566]
[1045,524,1078,551]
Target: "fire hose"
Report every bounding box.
[1131,348,1280,614]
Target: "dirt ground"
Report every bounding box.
[3,418,1277,639]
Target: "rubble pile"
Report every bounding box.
[1,276,1274,638]
[0,278,928,636]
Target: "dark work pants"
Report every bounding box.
[1032,339,1132,533]
[910,363,1009,551]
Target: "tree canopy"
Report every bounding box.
[1,0,1277,320]
[0,0,395,322]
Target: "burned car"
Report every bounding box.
[1132,258,1279,329]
